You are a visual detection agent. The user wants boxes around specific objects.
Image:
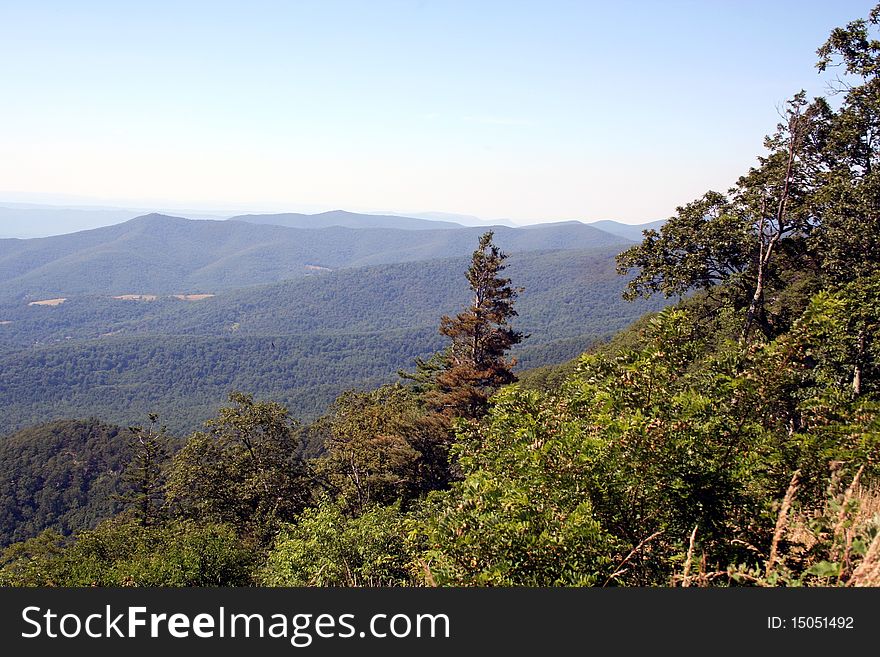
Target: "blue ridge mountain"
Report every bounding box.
[0,213,631,298]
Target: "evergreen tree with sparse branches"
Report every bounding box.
[118,413,169,528]
[425,231,525,421]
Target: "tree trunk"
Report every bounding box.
[853,327,865,397]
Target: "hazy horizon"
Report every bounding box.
[0,197,666,239]
[2,1,873,230]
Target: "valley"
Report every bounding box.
[0,215,665,435]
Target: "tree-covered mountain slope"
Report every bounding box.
[0,247,666,434]
[0,329,441,436]
[0,214,630,298]
[0,419,134,547]
[0,247,659,348]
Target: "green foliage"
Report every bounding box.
[0,248,665,435]
[813,6,880,284]
[794,277,880,398]
[259,501,416,587]
[566,310,775,557]
[424,295,880,585]
[0,518,255,587]
[0,419,133,547]
[315,385,423,512]
[421,387,616,586]
[515,356,581,394]
[166,392,312,541]
[616,191,752,302]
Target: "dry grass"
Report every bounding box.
[603,530,664,587]
[848,531,880,586]
[830,466,865,580]
[683,467,880,587]
[681,525,698,588]
[855,483,880,520]
[842,483,880,586]
[767,469,879,586]
[417,558,438,587]
[766,470,800,579]
[27,298,67,307]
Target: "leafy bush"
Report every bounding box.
[0,518,256,587]
[260,502,416,587]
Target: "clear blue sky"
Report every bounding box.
[1,0,876,223]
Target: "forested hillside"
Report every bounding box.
[0,329,441,435]
[0,213,627,298]
[0,247,656,349]
[0,419,134,546]
[0,247,665,434]
[2,6,880,591]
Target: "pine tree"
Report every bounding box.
[119,413,169,527]
[426,231,524,421]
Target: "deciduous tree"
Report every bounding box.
[166,392,312,541]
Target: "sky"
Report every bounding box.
[1,0,877,225]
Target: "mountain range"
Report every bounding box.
[0,213,634,299]
[0,202,661,236]
[229,210,464,231]
[0,210,667,435]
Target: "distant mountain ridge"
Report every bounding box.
[587,219,665,241]
[0,201,664,237]
[0,213,632,299]
[230,210,464,230]
[232,210,665,235]
[0,203,228,239]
